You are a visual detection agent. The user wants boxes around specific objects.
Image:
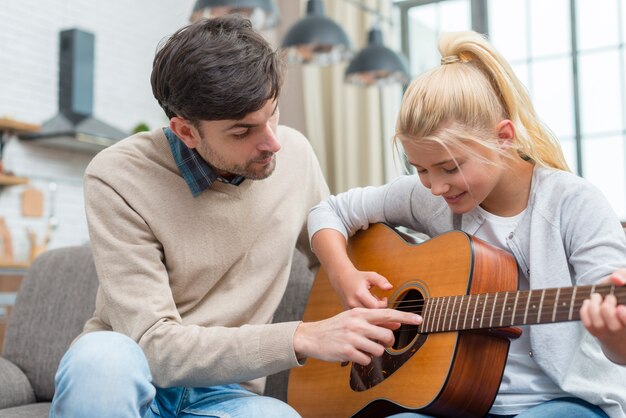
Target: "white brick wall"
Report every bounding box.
[0,0,195,262]
[0,0,195,130]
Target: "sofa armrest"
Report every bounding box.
[0,356,36,409]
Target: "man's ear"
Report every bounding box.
[170,117,199,149]
[496,119,515,150]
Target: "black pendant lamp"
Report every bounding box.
[282,0,352,66]
[345,23,408,87]
[190,0,280,30]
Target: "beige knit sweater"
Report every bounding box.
[80,126,329,393]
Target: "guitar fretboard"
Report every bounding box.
[416,284,625,333]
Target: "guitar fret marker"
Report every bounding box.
[552,288,560,322]
[490,293,498,328]
[449,296,459,331]
[480,293,489,328]
[512,292,520,326]
[568,287,577,321]
[454,296,463,329]
[472,294,480,327]
[537,289,545,323]
[500,292,508,327]
[523,290,532,324]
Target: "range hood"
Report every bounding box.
[20,29,127,152]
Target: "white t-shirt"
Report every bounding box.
[473,205,568,415]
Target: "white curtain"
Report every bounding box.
[296,0,407,194]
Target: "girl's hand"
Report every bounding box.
[580,269,626,365]
[328,267,393,310]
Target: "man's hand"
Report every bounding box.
[293,308,422,366]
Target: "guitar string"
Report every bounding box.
[382,311,613,334]
[386,286,623,310]
[381,289,624,331]
[386,300,616,314]
[386,305,609,332]
[387,295,616,310]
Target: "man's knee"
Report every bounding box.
[58,331,151,384]
[52,331,155,418]
[236,395,301,418]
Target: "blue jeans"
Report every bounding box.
[389,397,608,418]
[50,331,300,418]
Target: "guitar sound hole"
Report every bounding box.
[392,288,423,351]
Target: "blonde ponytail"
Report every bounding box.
[396,31,570,171]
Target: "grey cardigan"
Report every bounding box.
[308,166,626,417]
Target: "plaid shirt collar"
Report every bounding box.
[164,127,245,197]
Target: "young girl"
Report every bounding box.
[308,31,626,417]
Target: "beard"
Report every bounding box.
[196,139,277,180]
[231,151,277,180]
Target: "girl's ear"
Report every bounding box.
[170,117,199,149]
[495,119,515,150]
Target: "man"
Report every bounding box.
[50,16,421,418]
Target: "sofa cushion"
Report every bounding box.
[0,402,50,418]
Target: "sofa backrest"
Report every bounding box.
[2,245,99,401]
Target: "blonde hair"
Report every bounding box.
[395,31,570,171]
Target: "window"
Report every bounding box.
[398,0,473,77]
[396,0,626,220]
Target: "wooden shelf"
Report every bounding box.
[0,262,29,270]
[0,174,28,186]
[0,117,40,133]
[0,272,25,292]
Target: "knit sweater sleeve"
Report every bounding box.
[83,146,302,390]
[307,175,437,243]
[556,174,626,284]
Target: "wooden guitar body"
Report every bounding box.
[288,223,520,418]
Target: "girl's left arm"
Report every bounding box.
[562,179,626,285]
[559,178,626,364]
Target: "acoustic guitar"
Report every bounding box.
[288,223,625,418]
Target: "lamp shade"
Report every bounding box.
[345,26,409,87]
[281,0,352,66]
[190,0,280,30]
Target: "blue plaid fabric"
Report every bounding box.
[164,128,244,197]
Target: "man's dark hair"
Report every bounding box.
[151,15,285,122]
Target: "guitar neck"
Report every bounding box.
[418,284,626,333]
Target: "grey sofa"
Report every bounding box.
[0,245,315,417]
